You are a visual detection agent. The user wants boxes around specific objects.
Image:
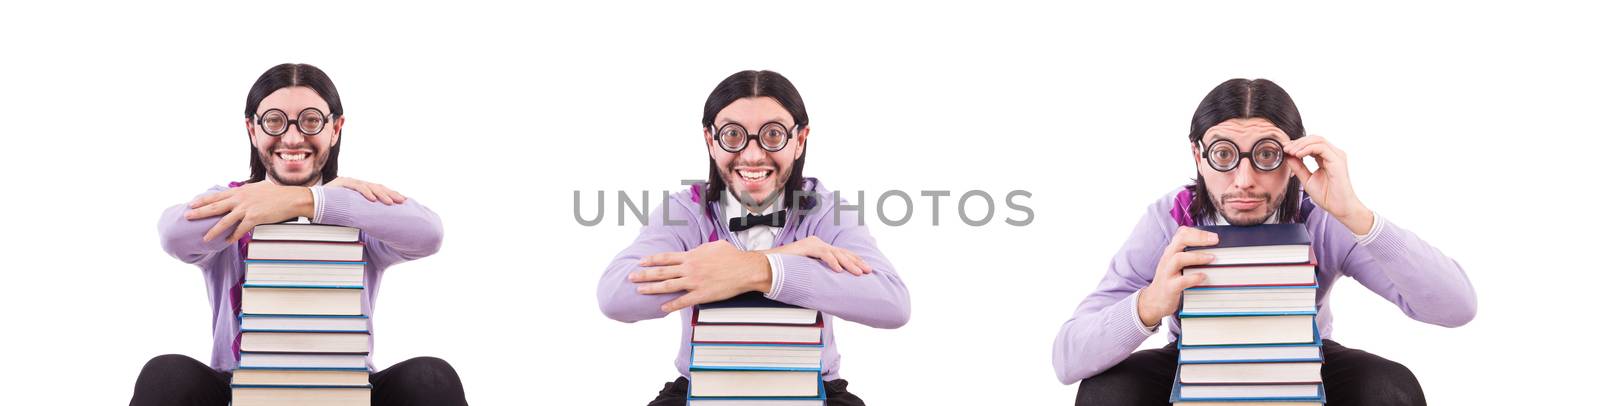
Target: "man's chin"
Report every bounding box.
[1221,211,1273,226]
[269,170,319,187]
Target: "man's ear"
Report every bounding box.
[330,116,345,147]
[245,118,257,143]
[703,126,714,153]
[794,126,809,158]
[1191,142,1203,169]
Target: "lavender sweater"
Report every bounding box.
[157,184,444,372]
[1053,187,1477,385]
[598,179,912,380]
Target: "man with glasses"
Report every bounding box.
[133,63,467,406]
[1052,79,1475,405]
[598,70,910,405]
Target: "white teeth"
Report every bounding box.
[277,153,307,161]
[738,169,771,180]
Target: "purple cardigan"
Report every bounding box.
[1052,187,1477,385]
[157,184,444,372]
[597,178,912,380]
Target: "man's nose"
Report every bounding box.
[1230,161,1261,190]
[278,127,309,146]
[736,141,770,163]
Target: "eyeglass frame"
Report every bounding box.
[1195,137,1287,172]
[254,107,335,137]
[709,121,799,153]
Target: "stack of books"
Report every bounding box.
[1170,224,1326,405]
[232,222,372,406]
[688,292,826,405]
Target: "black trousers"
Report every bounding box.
[129,354,468,406]
[647,376,866,406]
[1076,339,1424,405]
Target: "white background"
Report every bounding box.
[2,1,1596,404]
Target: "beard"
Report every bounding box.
[256,143,328,186]
[1211,188,1284,226]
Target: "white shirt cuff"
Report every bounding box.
[309,186,326,223]
[763,253,784,299]
[1131,288,1159,335]
[1352,212,1386,246]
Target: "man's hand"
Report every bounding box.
[630,240,772,313]
[1285,135,1374,235]
[763,236,873,276]
[185,182,314,243]
[327,177,406,205]
[1136,227,1217,327]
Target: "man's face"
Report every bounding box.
[246,86,341,186]
[1193,117,1292,226]
[705,97,808,209]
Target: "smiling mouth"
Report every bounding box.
[737,168,773,182]
[275,151,310,162]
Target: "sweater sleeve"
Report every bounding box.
[767,202,912,329]
[1319,211,1477,327]
[157,186,233,265]
[1052,198,1170,385]
[317,186,444,269]
[597,197,701,323]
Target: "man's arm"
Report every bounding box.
[317,186,444,268]
[158,186,233,265]
[597,198,698,322]
[1284,135,1476,327]
[765,205,911,329]
[1321,212,1477,327]
[1052,200,1174,385]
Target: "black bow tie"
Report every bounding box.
[729,210,787,232]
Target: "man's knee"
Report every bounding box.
[131,354,224,405]
[1076,353,1170,405]
[136,354,206,384]
[387,356,464,392]
[1341,359,1425,405]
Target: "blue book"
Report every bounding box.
[695,292,820,325]
[1169,375,1325,403]
[231,367,371,388]
[1181,285,1318,317]
[240,314,369,333]
[1185,224,1312,266]
[688,373,826,404]
[690,343,824,371]
[1179,324,1323,365]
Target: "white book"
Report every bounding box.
[692,324,822,345]
[245,261,366,286]
[232,369,370,387]
[689,370,819,398]
[242,287,363,316]
[1181,287,1316,315]
[251,223,360,242]
[1179,383,1321,400]
[240,332,370,354]
[241,315,369,332]
[247,241,364,262]
[1183,263,1316,287]
[1178,345,1322,363]
[1180,315,1315,346]
[692,345,823,370]
[1180,362,1323,384]
[240,353,369,370]
[231,387,370,406]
